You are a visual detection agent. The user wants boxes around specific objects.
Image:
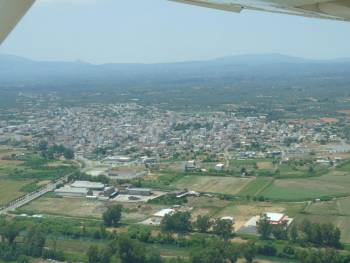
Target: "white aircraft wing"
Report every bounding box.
[170,0,350,21]
[0,0,35,45]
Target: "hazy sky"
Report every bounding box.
[1,0,350,64]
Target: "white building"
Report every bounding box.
[54,186,88,198]
[71,181,105,190]
[215,163,225,171]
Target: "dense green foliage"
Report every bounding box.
[103,205,123,227]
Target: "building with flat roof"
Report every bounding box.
[71,181,105,190]
[127,188,152,196]
[264,212,293,226]
[153,208,175,218]
[54,186,88,198]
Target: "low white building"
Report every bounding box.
[153,208,175,218]
[215,163,225,171]
[71,181,105,190]
[54,186,88,198]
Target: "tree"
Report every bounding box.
[128,225,151,242]
[38,140,48,152]
[16,255,30,263]
[257,214,272,239]
[63,148,75,159]
[103,204,123,227]
[289,223,299,243]
[272,221,288,240]
[298,220,341,248]
[99,247,113,263]
[118,236,146,263]
[25,225,46,257]
[191,239,235,263]
[242,242,256,263]
[145,250,162,263]
[161,211,191,234]
[195,215,212,233]
[321,223,341,248]
[213,219,233,240]
[0,223,19,245]
[88,245,100,263]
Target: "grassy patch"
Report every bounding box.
[0,179,33,206]
[173,175,252,195]
[238,177,272,197]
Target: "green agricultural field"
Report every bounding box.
[261,172,350,201]
[0,179,33,206]
[46,238,109,263]
[305,196,350,217]
[305,200,340,216]
[173,175,252,195]
[238,177,272,197]
[337,161,350,172]
[337,197,350,216]
[278,164,307,177]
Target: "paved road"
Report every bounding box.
[0,175,69,215]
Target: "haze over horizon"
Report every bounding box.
[1,0,350,64]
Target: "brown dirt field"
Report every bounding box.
[191,208,214,219]
[257,162,274,169]
[320,117,338,123]
[21,197,107,218]
[0,160,23,165]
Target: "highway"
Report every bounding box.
[0,175,69,215]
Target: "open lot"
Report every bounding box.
[20,197,107,219]
[173,175,252,195]
[20,196,167,223]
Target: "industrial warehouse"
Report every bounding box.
[55,180,165,202]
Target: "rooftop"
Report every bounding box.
[153,208,175,218]
[71,181,105,189]
[265,212,285,222]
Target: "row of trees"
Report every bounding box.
[0,219,64,262]
[161,212,234,240]
[257,216,341,248]
[88,235,162,263]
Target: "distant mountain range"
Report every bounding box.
[1,53,350,90]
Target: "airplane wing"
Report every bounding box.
[0,0,35,45]
[170,0,350,21]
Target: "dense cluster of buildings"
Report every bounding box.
[0,102,348,162]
